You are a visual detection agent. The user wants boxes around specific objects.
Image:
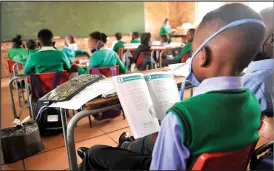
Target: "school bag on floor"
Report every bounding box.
[30,72,63,136]
[250,141,273,170]
[1,117,44,163]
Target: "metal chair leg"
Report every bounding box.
[88,115,92,128]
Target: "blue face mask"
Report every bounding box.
[180,19,265,100]
[90,41,102,52]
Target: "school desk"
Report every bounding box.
[65,67,192,170]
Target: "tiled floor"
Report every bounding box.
[1,77,273,170]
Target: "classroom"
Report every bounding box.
[1,1,273,170]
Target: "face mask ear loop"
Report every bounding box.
[179,19,265,101]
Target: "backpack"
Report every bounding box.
[30,72,63,136]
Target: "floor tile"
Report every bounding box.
[74,124,105,143]
[107,127,132,143]
[261,117,274,140]
[1,160,25,170]
[256,136,272,149]
[97,115,129,133]
[24,147,68,170]
[41,134,65,152]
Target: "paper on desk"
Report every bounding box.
[167,63,190,77]
[49,80,115,110]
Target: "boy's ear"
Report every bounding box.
[199,46,211,67]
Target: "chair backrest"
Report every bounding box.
[89,65,120,77]
[118,48,124,60]
[191,143,257,170]
[28,71,69,99]
[181,51,192,63]
[137,51,152,66]
[7,59,23,74]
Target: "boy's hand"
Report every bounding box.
[70,63,80,72]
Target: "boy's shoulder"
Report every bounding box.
[171,89,258,113]
[31,49,66,58]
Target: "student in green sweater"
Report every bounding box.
[62,35,89,62]
[71,31,127,75]
[173,28,195,63]
[130,32,141,44]
[26,39,39,55]
[113,32,126,54]
[77,3,265,170]
[8,35,28,65]
[24,29,71,75]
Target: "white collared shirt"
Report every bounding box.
[39,46,57,52]
[193,76,243,97]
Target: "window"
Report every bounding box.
[248,2,273,13]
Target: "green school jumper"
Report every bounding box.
[173,42,192,63]
[131,39,141,44]
[24,47,71,75]
[62,46,89,62]
[113,40,126,54]
[8,48,29,65]
[28,48,39,55]
[160,26,171,35]
[168,89,261,168]
[78,47,127,75]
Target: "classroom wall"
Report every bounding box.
[144,2,197,40]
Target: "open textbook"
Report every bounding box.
[168,63,190,77]
[112,72,180,138]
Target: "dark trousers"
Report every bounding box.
[80,145,152,170]
[123,134,155,155]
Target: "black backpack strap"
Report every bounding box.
[53,71,63,89]
[30,73,45,98]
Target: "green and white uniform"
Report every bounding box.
[8,48,28,65]
[113,40,126,54]
[78,47,127,75]
[24,47,71,75]
[131,39,141,44]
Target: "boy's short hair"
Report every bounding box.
[132,32,140,38]
[196,3,265,71]
[37,29,54,45]
[115,32,122,40]
[26,39,37,50]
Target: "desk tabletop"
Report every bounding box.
[17,70,26,77]
[84,68,185,110]
[123,45,182,51]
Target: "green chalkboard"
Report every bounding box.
[1,2,145,40]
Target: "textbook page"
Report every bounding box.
[168,63,190,77]
[145,72,180,121]
[112,73,160,138]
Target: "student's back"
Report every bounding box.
[8,35,28,65]
[150,3,265,170]
[75,31,126,75]
[24,29,71,75]
[24,47,70,74]
[113,32,126,54]
[169,88,260,167]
